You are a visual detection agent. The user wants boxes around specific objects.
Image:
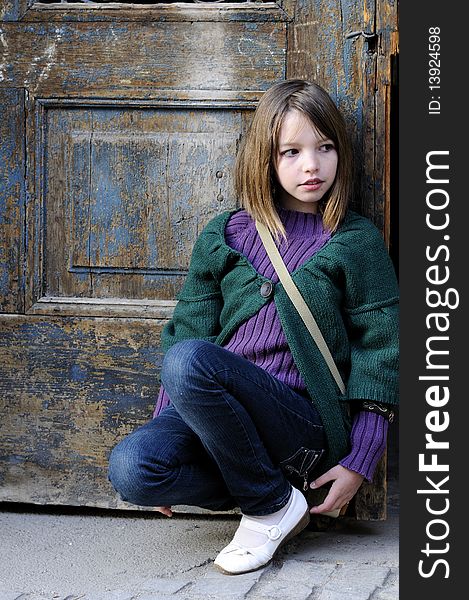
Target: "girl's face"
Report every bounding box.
[274,109,338,213]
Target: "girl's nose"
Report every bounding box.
[302,152,319,172]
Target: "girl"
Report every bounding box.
[108,79,399,575]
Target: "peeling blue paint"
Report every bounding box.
[0,269,9,297]
[0,454,26,465]
[1,88,25,310]
[139,347,164,368]
[70,363,89,382]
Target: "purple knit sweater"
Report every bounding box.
[155,208,388,481]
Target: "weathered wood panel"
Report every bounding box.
[22,3,286,23]
[0,20,286,97]
[0,0,28,22]
[40,105,244,306]
[28,297,177,320]
[375,0,398,245]
[0,314,164,508]
[354,453,388,520]
[0,87,25,313]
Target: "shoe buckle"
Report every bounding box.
[266,525,282,540]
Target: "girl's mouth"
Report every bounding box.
[301,179,324,190]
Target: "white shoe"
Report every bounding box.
[214,487,310,575]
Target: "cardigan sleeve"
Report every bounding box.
[344,301,399,404]
[341,218,399,406]
[161,227,224,354]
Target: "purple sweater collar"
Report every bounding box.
[274,205,329,239]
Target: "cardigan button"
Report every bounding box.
[260,281,274,298]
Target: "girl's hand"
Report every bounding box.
[155,506,173,517]
[309,465,364,515]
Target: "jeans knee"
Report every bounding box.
[108,437,149,505]
[108,431,178,506]
[108,440,133,498]
[161,339,212,393]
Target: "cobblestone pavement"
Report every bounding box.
[2,560,399,600]
[0,504,398,600]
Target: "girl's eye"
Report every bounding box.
[320,143,335,152]
[281,149,299,157]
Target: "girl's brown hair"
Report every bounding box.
[234,79,353,239]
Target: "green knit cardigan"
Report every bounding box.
[161,209,399,471]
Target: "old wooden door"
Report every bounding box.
[0,0,397,518]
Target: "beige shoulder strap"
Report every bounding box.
[255,220,346,395]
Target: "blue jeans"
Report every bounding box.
[108,340,326,516]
